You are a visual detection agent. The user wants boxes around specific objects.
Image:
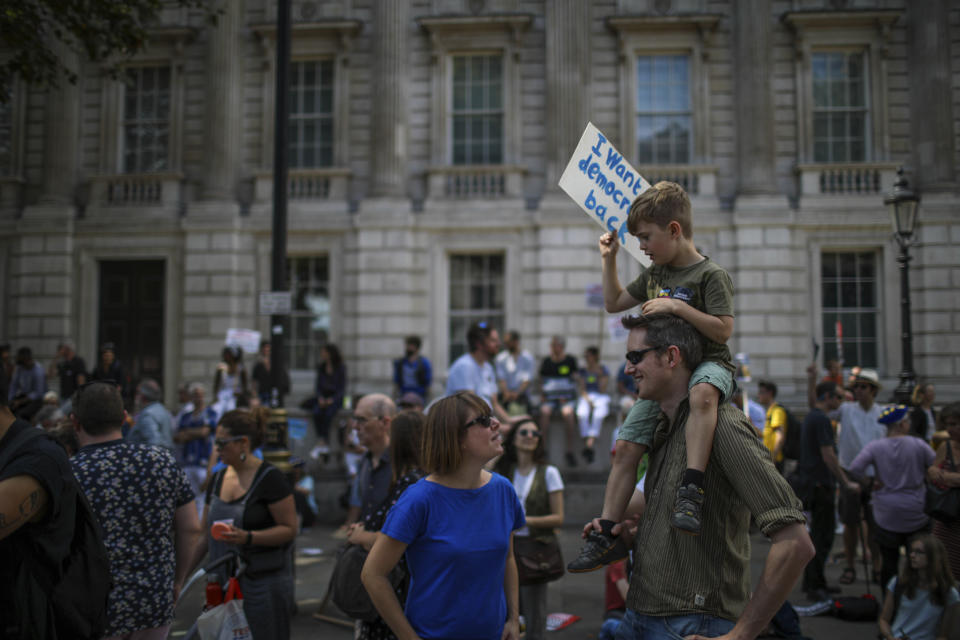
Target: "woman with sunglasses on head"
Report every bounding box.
[195,407,297,640]
[878,534,959,640]
[494,417,565,640]
[362,391,525,640]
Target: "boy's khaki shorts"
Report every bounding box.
[616,361,735,448]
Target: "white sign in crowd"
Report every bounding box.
[559,122,653,266]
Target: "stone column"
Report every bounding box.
[201,0,243,202]
[907,0,955,191]
[733,0,776,195]
[545,0,591,188]
[37,44,81,208]
[370,0,410,197]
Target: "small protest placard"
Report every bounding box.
[225,328,261,355]
[607,315,630,343]
[559,122,651,265]
[585,284,605,310]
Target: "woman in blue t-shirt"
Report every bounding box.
[878,534,959,640]
[362,391,525,640]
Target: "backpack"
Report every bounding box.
[0,428,112,640]
[781,405,804,462]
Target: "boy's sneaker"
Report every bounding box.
[671,483,704,535]
[567,530,629,573]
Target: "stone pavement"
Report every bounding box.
[170,520,883,639]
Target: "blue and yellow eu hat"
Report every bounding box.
[878,404,909,424]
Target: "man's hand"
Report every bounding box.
[641,297,682,315]
[599,232,619,260]
[806,363,818,379]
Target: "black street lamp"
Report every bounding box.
[884,166,920,404]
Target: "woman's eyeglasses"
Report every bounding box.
[625,346,661,365]
[214,436,245,448]
[517,429,540,438]
[463,414,494,429]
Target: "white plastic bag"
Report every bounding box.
[196,578,253,640]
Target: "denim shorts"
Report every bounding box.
[617,361,735,447]
[613,610,734,640]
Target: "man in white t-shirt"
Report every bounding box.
[807,364,887,586]
[446,322,510,422]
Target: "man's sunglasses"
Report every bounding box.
[517,428,541,438]
[625,346,662,365]
[463,414,495,429]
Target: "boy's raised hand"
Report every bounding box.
[598,232,619,260]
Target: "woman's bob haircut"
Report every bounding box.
[421,390,491,475]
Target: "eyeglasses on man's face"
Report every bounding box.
[625,346,661,365]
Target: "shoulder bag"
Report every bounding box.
[926,441,960,523]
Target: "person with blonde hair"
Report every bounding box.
[362,391,524,640]
[878,534,959,640]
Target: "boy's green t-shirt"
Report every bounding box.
[625,256,735,372]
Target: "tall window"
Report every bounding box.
[286,256,330,370]
[451,55,503,165]
[449,254,505,362]
[123,67,171,173]
[821,251,878,368]
[289,60,334,168]
[812,52,868,163]
[0,99,11,177]
[636,54,692,164]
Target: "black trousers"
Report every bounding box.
[803,484,836,592]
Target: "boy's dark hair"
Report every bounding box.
[405,335,422,349]
[466,322,493,351]
[76,382,126,435]
[815,381,839,401]
[758,379,778,398]
[620,313,704,371]
[627,181,693,238]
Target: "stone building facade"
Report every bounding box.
[1,0,958,407]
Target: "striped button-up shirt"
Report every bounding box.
[627,402,805,620]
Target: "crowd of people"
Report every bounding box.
[2,179,958,640]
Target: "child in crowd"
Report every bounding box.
[569,181,736,572]
[878,534,959,640]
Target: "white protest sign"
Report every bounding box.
[585,284,605,310]
[607,315,631,343]
[225,328,261,355]
[559,123,652,265]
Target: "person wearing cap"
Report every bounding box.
[397,391,424,412]
[807,363,887,585]
[849,404,936,592]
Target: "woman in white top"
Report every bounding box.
[495,417,564,640]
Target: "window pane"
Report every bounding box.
[449,254,505,363]
[122,66,171,173]
[812,51,870,164]
[286,256,330,370]
[635,54,692,165]
[289,60,334,168]
[821,251,878,369]
[450,55,503,166]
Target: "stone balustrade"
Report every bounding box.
[635,164,718,197]
[796,162,900,196]
[426,164,525,200]
[90,173,184,207]
[254,168,351,202]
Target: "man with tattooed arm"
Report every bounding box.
[0,381,79,637]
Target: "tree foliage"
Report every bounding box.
[0,0,215,103]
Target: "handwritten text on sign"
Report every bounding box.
[558,123,651,265]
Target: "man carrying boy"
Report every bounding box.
[569,181,735,571]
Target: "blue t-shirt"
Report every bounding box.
[382,472,525,640]
[887,577,960,640]
[177,406,217,467]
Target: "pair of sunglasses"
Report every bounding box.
[625,345,662,365]
[517,428,541,439]
[463,414,495,429]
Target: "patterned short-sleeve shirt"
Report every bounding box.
[72,440,194,636]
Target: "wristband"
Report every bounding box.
[246,531,253,546]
